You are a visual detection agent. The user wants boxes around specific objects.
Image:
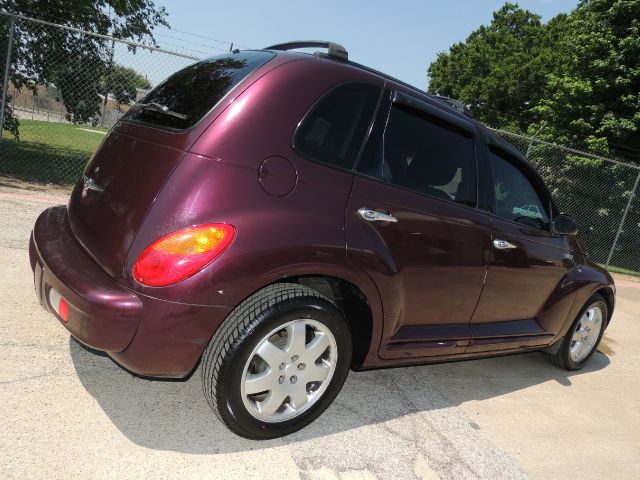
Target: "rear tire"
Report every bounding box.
[543,294,607,370]
[201,283,351,439]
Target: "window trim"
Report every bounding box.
[392,91,476,137]
[356,91,480,209]
[291,80,385,173]
[485,144,557,232]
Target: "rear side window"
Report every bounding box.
[123,51,274,129]
[488,150,550,229]
[294,82,382,170]
[379,103,476,207]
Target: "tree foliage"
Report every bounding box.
[427,3,558,132]
[100,64,152,111]
[427,0,640,163]
[0,0,167,133]
[530,0,640,160]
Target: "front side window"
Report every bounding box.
[294,82,382,170]
[488,150,550,229]
[378,103,476,207]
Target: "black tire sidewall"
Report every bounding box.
[562,296,607,370]
[218,296,351,439]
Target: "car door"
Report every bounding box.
[468,144,577,353]
[346,90,492,359]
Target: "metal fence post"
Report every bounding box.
[605,168,640,268]
[525,124,544,159]
[0,12,17,151]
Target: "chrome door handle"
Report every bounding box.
[493,239,517,250]
[358,208,398,223]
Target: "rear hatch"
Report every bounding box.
[67,50,275,279]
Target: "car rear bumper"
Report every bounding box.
[30,206,231,378]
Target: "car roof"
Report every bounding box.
[260,45,530,167]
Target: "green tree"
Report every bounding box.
[428,0,640,163]
[427,3,559,131]
[428,1,640,268]
[529,0,640,161]
[0,0,168,134]
[100,64,152,111]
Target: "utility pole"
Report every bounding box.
[101,39,116,128]
[525,123,545,160]
[0,2,17,151]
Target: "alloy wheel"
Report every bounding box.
[569,304,603,363]
[240,318,337,422]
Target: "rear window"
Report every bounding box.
[123,51,274,129]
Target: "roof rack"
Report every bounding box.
[432,95,473,117]
[264,41,348,61]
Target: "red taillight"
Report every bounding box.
[133,223,236,287]
[58,297,69,322]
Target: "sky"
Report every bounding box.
[146,0,579,90]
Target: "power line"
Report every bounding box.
[157,26,252,50]
[154,32,228,52]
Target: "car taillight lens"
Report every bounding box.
[58,297,69,322]
[133,223,235,287]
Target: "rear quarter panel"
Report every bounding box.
[122,58,386,361]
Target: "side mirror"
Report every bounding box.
[553,214,578,235]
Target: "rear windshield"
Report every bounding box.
[123,50,274,130]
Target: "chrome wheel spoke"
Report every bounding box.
[289,387,308,410]
[306,362,330,383]
[245,370,275,395]
[258,388,287,416]
[256,340,286,368]
[305,332,330,362]
[578,341,587,358]
[287,321,307,354]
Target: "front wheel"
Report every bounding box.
[201,283,352,439]
[543,294,607,370]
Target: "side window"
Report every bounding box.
[488,150,550,230]
[294,82,381,170]
[379,103,476,207]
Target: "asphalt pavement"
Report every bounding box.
[1,183,638,480]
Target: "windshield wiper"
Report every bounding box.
[135,102,188,120]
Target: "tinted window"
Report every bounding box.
[489,150,550,229]
[378,103,476,206]
[123,51,274,129]
[294,82,381,170]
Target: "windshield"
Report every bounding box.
[123,50,274,129]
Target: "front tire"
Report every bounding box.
[543,294,607,370]
[201,283,352,439]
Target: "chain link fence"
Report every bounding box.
[493,130,640,274]
[0,12,206,184]
[1,13,639,274]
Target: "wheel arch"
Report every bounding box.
[215,266,382,370]
[287,274,375,369]
[595,286,615,325]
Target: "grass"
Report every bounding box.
[0,119,106,184]
[600,264,640,278]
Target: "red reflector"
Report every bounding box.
[58,297,69,322]
[133,223,236,287]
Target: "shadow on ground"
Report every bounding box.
[69,337,610,454]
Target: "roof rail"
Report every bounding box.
[432,95,473,117]
[264,41,348,61]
